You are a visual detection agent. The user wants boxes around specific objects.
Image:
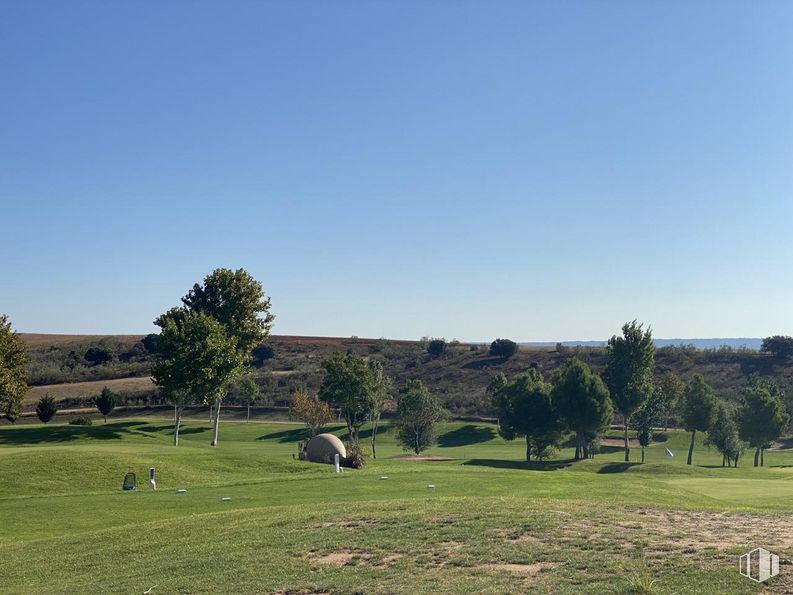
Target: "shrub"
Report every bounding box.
[84,347,114,365]
[35,394,58,423]
[251,343,275,366]
[69,416,93,426]
[761,336,793,360]
[94,387,118,422]
[427,339,447,357]
[489,338,518,359]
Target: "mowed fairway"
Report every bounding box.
[2,420,793,594]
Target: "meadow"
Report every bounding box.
[1,417,792,594]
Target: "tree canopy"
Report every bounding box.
[396,379,444,455]
[681,374,718,465]
[0,315,28,423]
[489,338,518,359]
[761,335,793,360]
[552,358,612,460]
[605,321,655,461]
[490,368,563,461]
[319,352,374,444]
[738,378,789,467]
[152,311,245,445]
[36,394,58,423]
[94,386,118,422]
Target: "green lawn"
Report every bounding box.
[1,418,791,593]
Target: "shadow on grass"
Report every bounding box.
[135,424,207,436]
[0,424,127,444]
[596,462,643,473]
[464,458,574,471]
[438,424,496,447]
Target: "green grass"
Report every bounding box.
[1,419,791,593]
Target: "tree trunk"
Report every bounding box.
[371,415,379,459]
[754,446,760,467]
[761,448,764,467]
[623,416,630,462]
[722,453,725,467]
[686,429,696,465]
[173,407,182,446]
[641,446,645,463]
[247,403,251,423]
[104,415,107,423]
[211,401,221,447]
[525,436,531,462]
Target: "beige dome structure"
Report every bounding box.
[306,433,347,464]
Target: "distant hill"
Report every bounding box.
[17,334,791,419]
[522,338,763,350]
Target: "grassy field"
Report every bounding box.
[1,419,792,594]
[25,376,155,406]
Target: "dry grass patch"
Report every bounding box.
[478,562,558,576]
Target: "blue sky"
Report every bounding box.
[2,1,792,341]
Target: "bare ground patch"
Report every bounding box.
[477,562,558,576]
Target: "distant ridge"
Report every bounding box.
[520,338,763,350]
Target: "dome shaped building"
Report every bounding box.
[305,433,347,464]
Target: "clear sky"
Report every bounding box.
[2,1,792,341]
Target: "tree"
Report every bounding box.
[427,339,447,358]
[761,336,793,361]
[552,358,612,461]
[160,267,273,447]
[705,403,742,467]
[84,347,114,365]
[737,379,789,467]
[396,379,444,455]
[681,374,718,465]
[0,315,28,423]
[367,360,392,459]
[655,372,685,430]
[94,387,118,422]
[490,369,563,462]
[319,352,373,445]
[605,321,655,462]
[152,311,244,446]
[61,350,82,373]
[251,343,275,366]
[36,394,58,423]
[489,338,518,359]
[633,389,663,463]
[141,333,160,353]
[236,376,259,423]
[289,387,333,437]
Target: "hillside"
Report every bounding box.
[18,334,793,417]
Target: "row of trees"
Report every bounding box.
[34,387,120,424]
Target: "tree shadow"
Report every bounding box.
[134,423,207,436]
[596,462,643,473]
[437,424,496,447]
[0,424,126,444]
[258,427,311,443]
[464,458,574,471]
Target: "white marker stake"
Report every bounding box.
[665,448,674,457]
[334,453,341,473]
[221,497,231,502]
[148,467,157,491]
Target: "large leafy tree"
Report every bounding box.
[158,268,273,446]
[655,371,685,429]
[605,321,655,462]
[490,368,563,462]
[319,352,373,445]
[705,403,742,467]
[367,360,392,459]
[0,315,28,423]
[737,378,789,467]
[681,374,718,465]
[396,379,445,455]
[552,359,612,461]
[152,311,244,446]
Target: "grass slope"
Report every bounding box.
[1,419,792,593]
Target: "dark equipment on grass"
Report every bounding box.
[122,472,137,491]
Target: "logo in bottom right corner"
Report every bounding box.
[739,547,779,583]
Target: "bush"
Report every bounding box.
[761,336,793,360]
[427,339,447,357]
[36,394,58,423]
[84,347,114,365]
[489,338,518,359]
[251,343,275,366]
[344,440,366,469]
[69,416,93,426]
